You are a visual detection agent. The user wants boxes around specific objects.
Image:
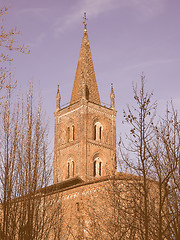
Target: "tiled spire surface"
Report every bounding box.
[70,27,100,105]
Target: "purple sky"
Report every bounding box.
[1,0,180,149]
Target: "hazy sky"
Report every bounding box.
[1,0,180,146]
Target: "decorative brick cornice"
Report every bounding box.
[87,139,113,150]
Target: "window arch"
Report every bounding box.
[93,122,103,141]
[67,159,75,178]
[93,156,102,177]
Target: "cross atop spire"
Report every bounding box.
[83,12,88,30]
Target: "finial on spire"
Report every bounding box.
[83,12,88,30]
[110,83,115,109]
[56,84,61,111]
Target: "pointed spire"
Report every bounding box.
[70,13,100,105]
[56,85,61,111]
[110,83,115,109]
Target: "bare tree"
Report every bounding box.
[0,77,20,238]
[0,82,53,239]
[141,102,179,240]
[0,6,29,102]
[119,77,180,240]
[153,103,180,240]
[119,75,157,239]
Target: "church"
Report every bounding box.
[45,13,163,240]
[25,13,166,240]
[0,12,171,240]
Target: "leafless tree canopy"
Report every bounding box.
[0,81,54,239]
[119,76,180,240]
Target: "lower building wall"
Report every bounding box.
[0,175,169,240]
[44,176,169,240]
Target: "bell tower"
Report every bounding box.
[54,14,116,184]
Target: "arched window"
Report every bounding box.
[93,122,103,141]
[67,159,75,178]
[67,125,75,142]
[93,157,102,177]
[76,202,80,212]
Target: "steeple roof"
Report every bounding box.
[70,26,100,105]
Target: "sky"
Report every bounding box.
[1,0,180,150]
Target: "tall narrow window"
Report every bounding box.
[94,125,96,140]
[67,159,75,178]
[94,161,96,176]
[93,157,102,177]
[67,162,70,178]
[76,202,79,212]
[93,122,103,141]
[72,161,74,177]
[99,126,102,140]
[99,162,102,176]
[72,125,75,140]
[67,127,70,142]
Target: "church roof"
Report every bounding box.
[39,176,84,195]
[70,25,101,105]
[39,173,147,196]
